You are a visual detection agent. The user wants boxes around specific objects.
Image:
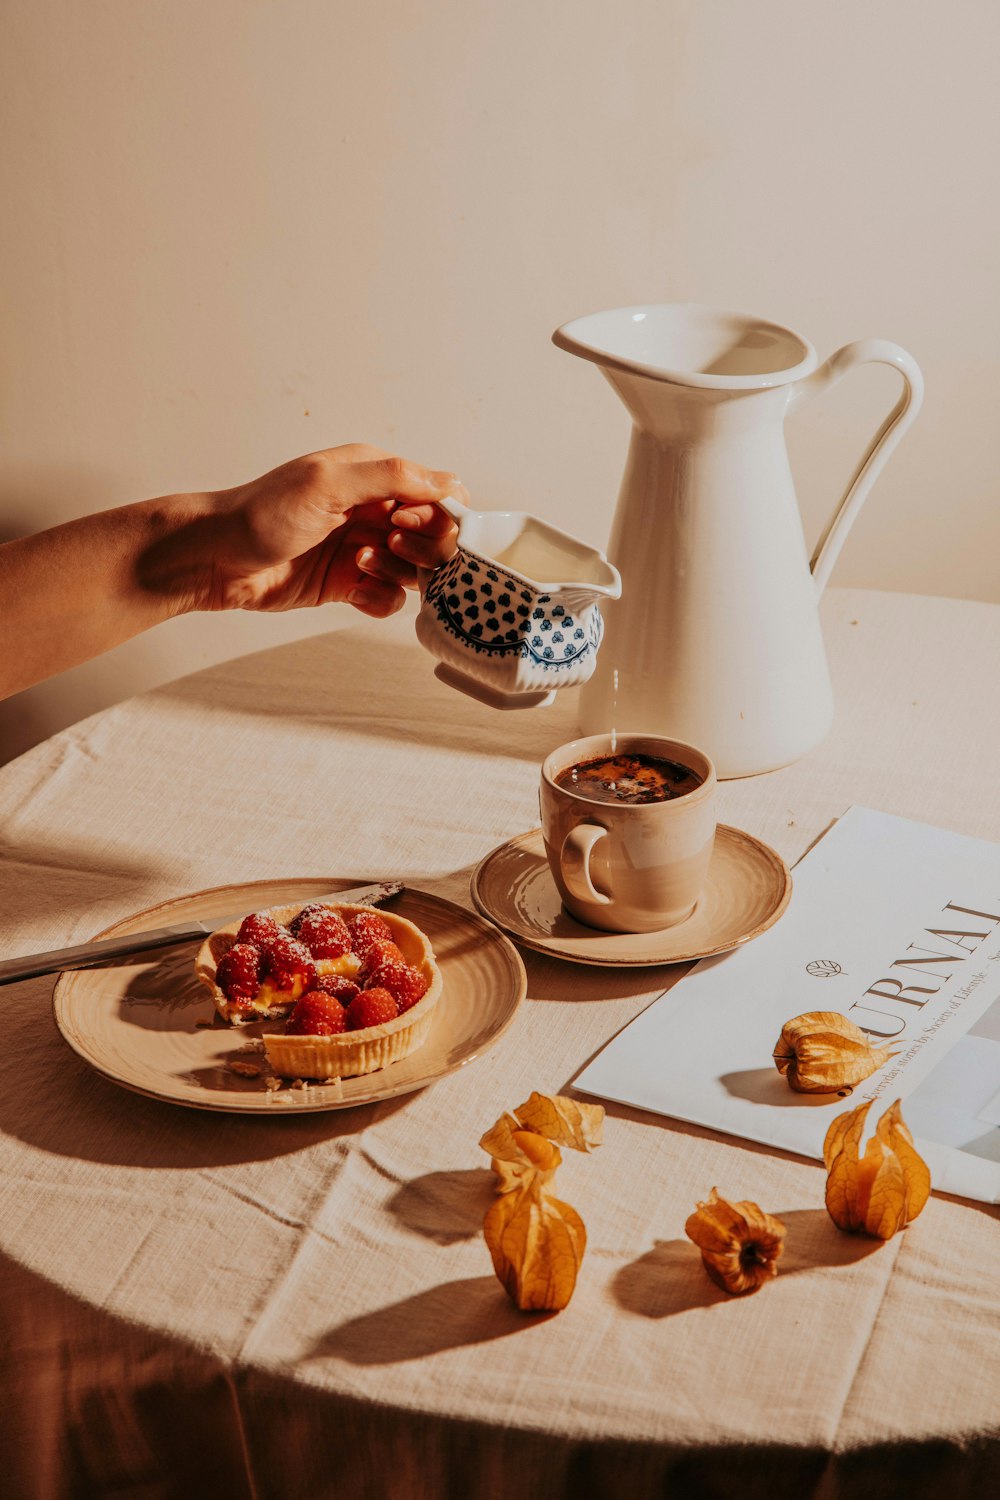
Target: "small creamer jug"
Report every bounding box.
[416,496,621,709]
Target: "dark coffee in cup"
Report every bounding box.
[555,752,704,805]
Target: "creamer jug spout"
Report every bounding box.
[554,304,923,777]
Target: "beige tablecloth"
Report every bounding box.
[1,589,998,1499]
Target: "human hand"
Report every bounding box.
[201,443,466,617]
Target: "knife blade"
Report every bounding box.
[0,880,404,987]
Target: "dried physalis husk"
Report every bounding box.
[479,1093,604,1312]
[511,1091,605,1153]
[823,1097,931,1239]
[480,1112,561,1194]
[483,1132,586,1312]
[480,1092,604,1193]
[684,1188,786,1295]
[773,1011,898,1094]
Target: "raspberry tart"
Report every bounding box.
[196,900,442,1080]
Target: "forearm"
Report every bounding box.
[0,445,463,701]
[0,492,216,699]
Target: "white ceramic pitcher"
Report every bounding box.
[553,304,924,778]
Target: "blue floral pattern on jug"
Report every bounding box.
[425,552,603,669]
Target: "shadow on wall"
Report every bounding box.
[0,466,127,765]
[0,686,60,766]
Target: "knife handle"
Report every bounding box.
[0,922,207,987]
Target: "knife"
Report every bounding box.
[0,880,404,987]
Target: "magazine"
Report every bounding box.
[574,806,1000,1203]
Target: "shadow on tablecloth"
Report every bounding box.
[0,984,414,1170]
[155,626,576,765]
[3,1251,996,1500]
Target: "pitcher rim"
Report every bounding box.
[553,302,819,391]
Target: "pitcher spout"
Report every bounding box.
[553,304,818,390]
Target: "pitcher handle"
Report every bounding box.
[792,339,924,595]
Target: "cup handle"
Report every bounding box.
[790,339,924,595]
[561,823,611,906]
[432,494,469,524]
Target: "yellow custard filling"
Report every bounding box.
[314,952,361,980]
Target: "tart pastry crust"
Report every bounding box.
[195,901,442,1080]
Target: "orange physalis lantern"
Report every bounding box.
[823,1097,931,1239]
[684,1188,787,1295]
[773,1011,897,1094]
[479,1092,604,1312]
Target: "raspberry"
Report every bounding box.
[293,907,352,960]
[235,912,285,950]
[261,934,317,993]
[286,990,348,1036]
[288,902,328,938]
[316,974,361,1006]
[215,942,263,1002]
[346,987,398,1030]
[358,940,406,984]
[347,910,395,958]
[365,958,428,1014]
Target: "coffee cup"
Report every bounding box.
[539,733,717,933]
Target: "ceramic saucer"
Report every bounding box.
[471,825,791,966]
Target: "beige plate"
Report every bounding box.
[53,879,527,1113]
[471,825,791,966]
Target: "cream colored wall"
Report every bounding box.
[2,0,998,762]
